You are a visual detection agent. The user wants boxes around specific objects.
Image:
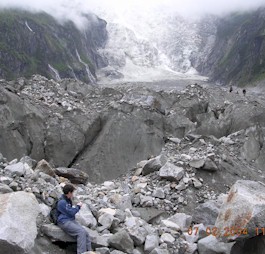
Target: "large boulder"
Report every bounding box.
[108,229,134,254]
[55,167,89,184]
[35,159,55,177]
[4,162,25,176]
[193,199,222,225]
[142,155,167,176]
[167,213,192,231]
[76,204,97,229]
[41,224,75,242]
[159,162,184,182]
[0,192,40,253]
[215,180,265,241]
[198,235,235,254]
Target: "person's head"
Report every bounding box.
[62,184,75,199]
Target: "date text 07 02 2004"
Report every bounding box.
[187,226,265,237]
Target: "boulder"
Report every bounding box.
[161,220,180,231]
[96,247,111,254]
[159,162,184,181]
[0,192,40,253]
[144,234,159,252]
[108,230,134,254]
[128,226,148,246]
[201,158,218,172]
[167,213,192,231]
[241,136,261,162]
[98,213,114,229]
[0,183,13,193]
[76,204,97,229]
[198,235,234,254]
[35,159,55,177]
[4,162,25,176]
[42,224,75,242]
[215,180,265,241]
[160,233,175,245]
[193,200,221,225]
[142,155,167,176]
[150,248,169,254]
[231,235,265,254]
[152,188,165,199]
[189,158,205,169]
[55,167,89,184]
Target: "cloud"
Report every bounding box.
[0,0,264,27]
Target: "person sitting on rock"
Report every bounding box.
[57,184,92,254]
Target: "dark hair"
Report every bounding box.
[62,184,75,194]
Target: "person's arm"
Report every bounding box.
[57,200,80,217]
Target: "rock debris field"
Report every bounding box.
[1,75,265,253]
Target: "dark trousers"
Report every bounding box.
[58,220,91,254]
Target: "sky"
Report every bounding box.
[0,0,265,28]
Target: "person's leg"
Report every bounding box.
[72,221,92,251]
[86,232,92,251]
[58,221,87,254]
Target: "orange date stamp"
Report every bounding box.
[188,226,265,237]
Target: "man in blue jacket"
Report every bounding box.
[57,184,92,254]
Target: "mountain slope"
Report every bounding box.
[197,8,265,86]
[0,9,107,82]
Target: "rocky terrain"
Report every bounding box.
[1,76,265,253]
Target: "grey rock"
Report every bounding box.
[160,233,175,245]
[189,158,205,169]
[35,159,55,177]
[9,181,19,191]
[185,243,198,254]
[150,248,170,254]
[128,226,148,246]
[111,251,126,254]
[132,208,167,223]
[55,167,89,184]
[144,234,159,253]
[0,192,40,253]
[116,194,133,211]
[76,204,97,229]
[159,162,184,181]
[140,195,153,207]
[0,183,13,193]
[231,235,265,254]
[20,156,37,169]
[108,229,134,254]
[161,220,180,231]
[5,162,25,176]
[215,180,265,241]
[42,224,76,242]
[98,213,114,229]
[152,188,165,199]
[0,176,13,185]
[142,155,167,176]
[192,178,203,188]
[96,247,111,254]
[193,200,221,225]
[201,158,218,172]
[198,235,234,254]
[243,138,261,162]
[167,213,192,231]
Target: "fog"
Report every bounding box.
[0,0,265,28]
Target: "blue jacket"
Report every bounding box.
[57,195,80,224]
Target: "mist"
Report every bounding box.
[0,0,265,28]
